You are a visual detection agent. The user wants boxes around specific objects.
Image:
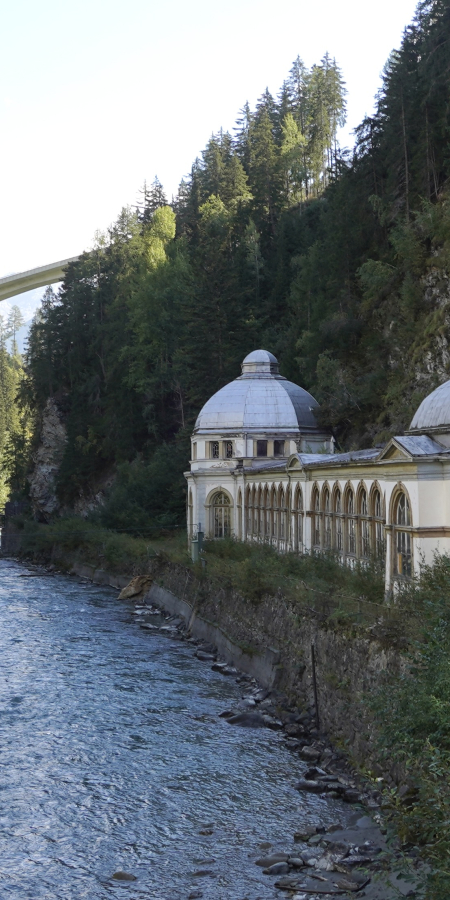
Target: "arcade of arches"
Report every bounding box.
[194,480,413,581]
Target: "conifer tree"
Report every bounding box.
[7,305,24,356]
[138,177,168,224]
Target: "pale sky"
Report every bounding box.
[1,0,419,303]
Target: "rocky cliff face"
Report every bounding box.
[29,398,67,520]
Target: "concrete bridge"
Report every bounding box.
[0,257,79,303]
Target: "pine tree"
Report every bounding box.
[7,305,24,356]
[138,177,168,224]
[248,93,281,233]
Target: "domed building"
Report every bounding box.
[186,354,450,592]
[409,378,450,445]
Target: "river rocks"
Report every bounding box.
[334,875,365,891]
[111,871,137,881]
[274,875,303,890]
[322,781,345,793]
[285,724,306,738]
[211,662,237,676]
[195,650,217,662]
[263,862,290,875]
[304,766,327,779]
[340,852,375,866]
[342,789,363,804]
[294,826,317,842]
[299,746,321,762]
[256,854,289,867]
[262,714,284,730]
[296,778,323,793]
[225,711,267,728]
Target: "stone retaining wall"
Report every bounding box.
[151,563,403,779]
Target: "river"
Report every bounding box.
[0,558,355,899]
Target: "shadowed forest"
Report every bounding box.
[4,0,450,530]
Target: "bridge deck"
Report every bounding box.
[0,257,79,302]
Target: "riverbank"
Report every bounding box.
[3,516,446,896]
[3,555,419,899]
[86,578,422,900]
[6,519,406,772]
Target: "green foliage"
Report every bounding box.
[0,314,32,506]
[203,537,385,611]
[19,516,188,573]
[373,554,450,898]
[97,442,188,533]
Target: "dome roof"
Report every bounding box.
[410,379,450,431]
[194,350,321,434]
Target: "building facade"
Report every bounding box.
[185,350,450,592]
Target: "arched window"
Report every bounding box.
[394,492,412,577]
[294,486,303,551]
[359,488,370,558]
[188,490,193,539]
[246,487,252,538]
[280,488,286,541]
[212,492,231,538]
[312,487,320,547]
[263,487,270,540]
[346,488,356,557]
[333,487,342,553]
[257,487,263,539]
[323,486,331,549]
[372,488,385,559]
[286,487,292,547]
[271,486,277,541]
[252,486,257,535]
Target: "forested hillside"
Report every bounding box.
[0,306,30,507]
[19,0,450,527]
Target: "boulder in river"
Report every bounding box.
[299,746,321,762]
[255,853,289,867]
[225,711,267,728]
[118,576,153,600]
[296,778,323,793]
[111,871,137,881]
[263,861,290,875]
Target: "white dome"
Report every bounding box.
[410,379,450,431]
[194,350,321,434]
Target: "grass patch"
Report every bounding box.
[15,516,189,574]
[203,537,386,616]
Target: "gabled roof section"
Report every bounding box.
[287,448,380,471]
[245,459,287,474]
[378,434,450,461]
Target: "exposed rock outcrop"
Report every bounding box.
[118,575,153,600]
[29,398,67,520]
